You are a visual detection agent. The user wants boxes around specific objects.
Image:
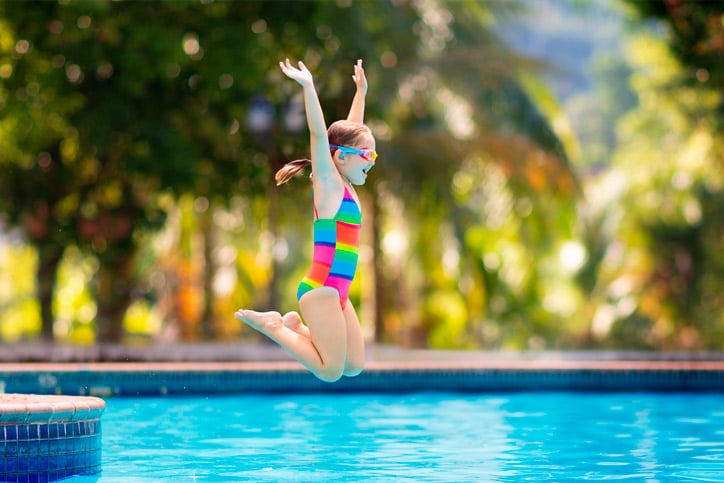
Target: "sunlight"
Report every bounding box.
[0,64,11,79]
[124,301,162,336]
[383,230,408,260]
[442,246,459,277]
[592,304,616,338]
[415,0,454,54]
[438,88,474,140]
[559,241,587,272]
[183,34,200,55]
[542,283,579,317]
[213,266,237,297]
[14,39,30,54]
[380,50,397,68]
[251,19,267,34]
[65,64,83,84]
[76,15,91,29]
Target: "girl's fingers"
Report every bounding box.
[280,58,298,74]
[279,58,312,78]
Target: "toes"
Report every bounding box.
[282,311,302,327]
[234,310,283,333]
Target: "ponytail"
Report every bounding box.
[275,120,370,186]
[275,159,311,186]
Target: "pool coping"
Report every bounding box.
[0,394,105,424]
[0,394,105,481]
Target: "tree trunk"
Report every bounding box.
[371,193,385,343]
[36,243,64,342]
[267,175,281,311]
[200,205,215,339]
[94,255,134,343]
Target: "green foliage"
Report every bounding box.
[0,243,40,340]
[584,27,723,349]
[0,0,719,351]
[0,1,281,340]
[622,0,723,93]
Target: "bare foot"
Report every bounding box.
[283,311,311,338]
[234,309,283,334]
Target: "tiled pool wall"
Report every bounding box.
[0,359,721,481]
[0,394,104,483]
[0,361,722,397]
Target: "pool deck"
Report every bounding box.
[1,341,723,364]
[0,343,722,395]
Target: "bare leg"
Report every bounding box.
[235,287,348,382]
[235,309,328,377]
[342,301,365,376]
[298,288,348,381]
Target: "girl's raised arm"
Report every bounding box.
[279,59,336,181]
[347,59,367,123]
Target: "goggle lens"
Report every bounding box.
[361,149,378,161]
[330,144,378,162]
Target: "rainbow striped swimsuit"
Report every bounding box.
[297,186,362,308]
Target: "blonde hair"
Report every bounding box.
[275,120,372,185]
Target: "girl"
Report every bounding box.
[235,58,377,382]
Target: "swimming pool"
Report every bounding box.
[74,391,722,482]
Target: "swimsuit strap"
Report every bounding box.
[312,185,355,220]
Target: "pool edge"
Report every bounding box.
[0,394,105,481]
[1,360,722,395]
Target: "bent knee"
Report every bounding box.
[344,363,364,377]
[344,357,365,377]
[315,365,345,383]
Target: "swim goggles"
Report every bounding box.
[329,144,378,162]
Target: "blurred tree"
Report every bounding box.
[586,24,723,349]
[324,0,583,347]
[566,54,637,169]
[623,0,723,89]
[1,5,83,340]
[0,0,582,347]
[0,2,206,341]
[137,1,315,339]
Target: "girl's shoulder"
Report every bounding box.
[312,173,349,219]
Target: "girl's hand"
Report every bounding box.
[279,58,314,88]
[352,59,367,95]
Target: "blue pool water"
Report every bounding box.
[76,392,722,482]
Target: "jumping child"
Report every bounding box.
[235,58,377,382]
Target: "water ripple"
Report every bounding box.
[94,392,724,482]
